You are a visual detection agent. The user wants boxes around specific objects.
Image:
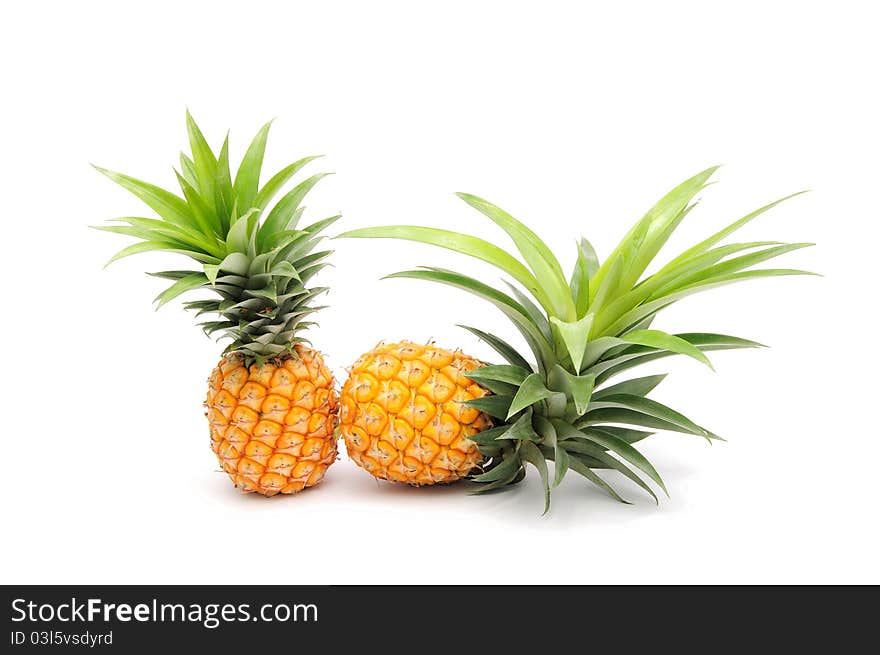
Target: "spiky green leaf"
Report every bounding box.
[519,441,551,514]
[457,326,533,370]
[234,120,273,212]
[570,238,598,317]
[456,192,575,319]
[550,313,593,371]
[507,373,552,418]
[338,225,550,312]
[154,272,209,308]
[619,329,714,369]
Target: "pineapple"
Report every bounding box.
[95,112,339,496]
[339,341,492,484]
[339,167,813,511]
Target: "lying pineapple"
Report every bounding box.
[95,113,339,496]
[339,167,813,510]
[340,341,492,484]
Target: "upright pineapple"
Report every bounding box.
[95,113,339,496]
[339,167,813,511]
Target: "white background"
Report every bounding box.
[2,1,877,584]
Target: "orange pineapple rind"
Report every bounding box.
[206,345,339,496]
[340,341,492,485]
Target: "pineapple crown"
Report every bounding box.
[339,167,816,512]
[94,112,338,365]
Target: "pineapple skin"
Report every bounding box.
[340,341,492,485]
[206,345,338,496]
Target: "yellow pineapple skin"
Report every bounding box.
[339,341,492,485]
[206,345,338,496]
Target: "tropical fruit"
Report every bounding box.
[339,167,813,511]
[339,341,492,484]
[95,112,339,495]
[206,344,337,495]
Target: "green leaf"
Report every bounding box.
[502,409,542,442]
[593,374,667,399]
[590,166,719,297]
[456,193,575,319]
[203,263,220,284]
[589,251,624,316]
[589,426,655,444]
[533,414,558,447]
[550,313,593,371]
[389,268,530,323]
[580,428,668,496]
[601,265,815,337]
[654,243,815,296]
[553,441,570,487]
[457,326,533,371]
[471,453,522,483]
[302,214,342,236]
[594,240,783,334]
[620,329,714,369]
[466,426,513,446]
[473,444,502,458]
[675,332,765,349]
[288,251,331,273]
[104,240,220,267]
[247,252,272,276]
[214,134,233,222]
[93,166,195,230]
[466,364,531,387]
[337,225,551,312]
[246,285,278,302]
[580,336,629,369]
[147,269,200,280]
[234,120,273,212]
[469,463,523,493]
[504,282,553,341]
[174,171,221,240]
[465,377,517,396]
[271,229,312,259]
[226,208,259,254]
[563,440,658,504]
[553,367,595,415]
[582,394,711,438]
[179,153,198,188]
[217,252,251,276]
[259,173,332,247]
[580,409,698,435]
[185,110,218,204]
[154,272,209,308]
[200,320,237,335]
[386,268,557,369]
[591,332,764,384]
[570,238,598,317]
[684,268,817,290]
[93,223,174,243]
[556,422,655,445]
[265,229,307,253]
[99,216,218,255]
[507,373,552,418]
[464,396,514,420]
[567,455,630,504]
[667,191,809,266]
[269,260,301,280]
[545,390,568,417]
[253,156,323,212]
[519,441,551,514]
[183,299,220,314]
